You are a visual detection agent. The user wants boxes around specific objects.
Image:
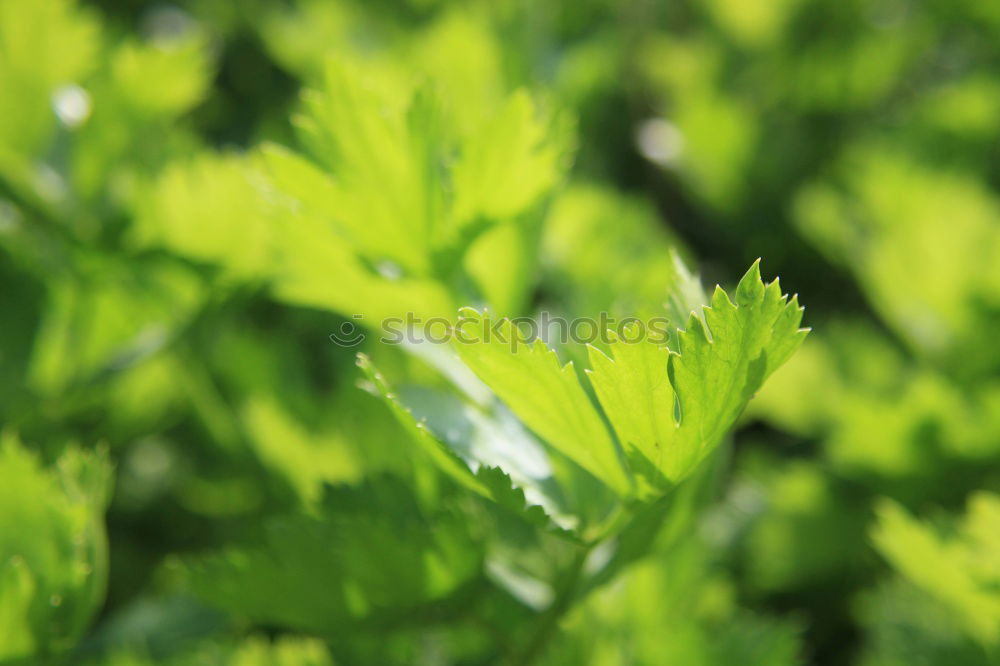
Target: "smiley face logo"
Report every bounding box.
[329,315,366,347]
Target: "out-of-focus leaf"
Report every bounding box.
[541,184,695,318]
[872,494,1000,646]
[134,153,272,278]
[542,537,804,666]
[0,0,100,161]
[795,147,1000,366]
[178,477,482,634]
[0,436,112,660]
[855,578,994,666]
[295,62,438,275]
[28,258,201,395]
[258,144,455,323]
[87,634,334,666]
[241,396,364,506]
[110,33,212,118]
[450,90,563,227]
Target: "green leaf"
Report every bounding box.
[356,354,570,533]
[179,477,482,634]
[664,261,807,478]
[0,437,112,660]
[450,90,564,227]
[240,395,364,506]
[665,250,710,334]
[109,32,212,117]
[586,330,676,493]
[856,578,994,666]
[296,61,438,275]
[27,258,200,395]
[454,308,632,496]
[0,0,100,160]
[356,353,490,499]
[794,146,1000,365]
[454,262,806,495]
[134,153,272,278]
[258,144,455,323]
[88,634,334,666]
[540,186,697,319]
[225,636,335,666]
[473,465,572,535]
[289,61,567,287]
[872,494,1000,646]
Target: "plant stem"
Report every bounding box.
[509,544,593,666]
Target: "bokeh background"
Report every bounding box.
[2,0,999,664]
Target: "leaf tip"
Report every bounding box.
[735,259,765,306]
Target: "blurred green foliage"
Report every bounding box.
[1,0,999,664]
